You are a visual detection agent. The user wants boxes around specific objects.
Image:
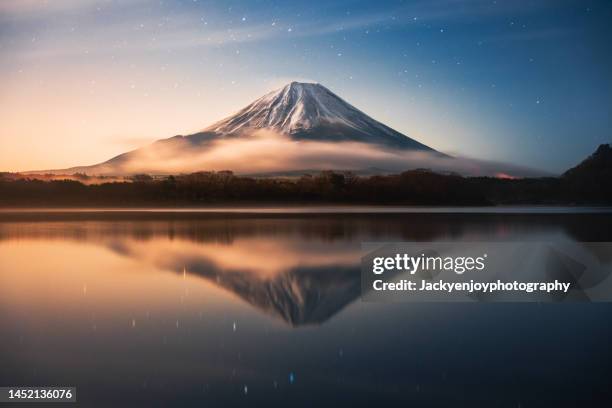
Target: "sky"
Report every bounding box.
[0,0,611,173]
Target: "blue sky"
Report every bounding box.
[1,0,611,172]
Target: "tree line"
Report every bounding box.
[0,168,610,207]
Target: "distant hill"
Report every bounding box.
[563,144,612,179]
[561,144,612,204]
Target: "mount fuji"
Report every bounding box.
[205,81,436,150]
[37,82,443,176]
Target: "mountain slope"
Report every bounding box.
[30,81,442,175]
[563,144,612,179]
[205,81,436,150]
[560,144,612,203]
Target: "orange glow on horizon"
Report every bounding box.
[495,172,517,180]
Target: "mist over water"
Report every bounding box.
[1,211,612,406]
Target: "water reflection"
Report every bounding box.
[1,213,611,325]
[105,237,361,326]
[1,212,612,406]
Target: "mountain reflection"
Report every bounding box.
[107,237,362,326]
[1,212,611,325]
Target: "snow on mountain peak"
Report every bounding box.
[205,81,437,151]
[207,81,344,134]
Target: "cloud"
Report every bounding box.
[88,130,546,177]
[0,7,311,60]
[482,27,573,43]
[0,0,93,14]
[1,0,568,61]
[0,0,147,16]
[391,0,561,22]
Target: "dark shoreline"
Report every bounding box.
[1,206,611,220]
[1,168,611,207]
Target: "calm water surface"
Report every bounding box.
[1,210,612,407]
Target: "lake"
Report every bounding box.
[1,209,612,406]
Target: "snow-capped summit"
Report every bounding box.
[206,81,436,150]
[207,81,329,134]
